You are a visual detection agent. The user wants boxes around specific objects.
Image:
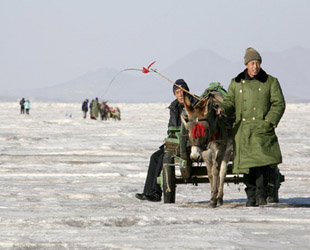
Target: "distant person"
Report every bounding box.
[90,97,99,120]
[81,99,89,119]
[19,98,25,114]
[24,99,31,115]
[89,99,94,118]
[217,47,286,207]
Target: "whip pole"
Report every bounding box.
[102,68,142,99]
[148,68,201,101]
[105,61,201,101]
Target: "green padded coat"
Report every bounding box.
[220,69,286,174]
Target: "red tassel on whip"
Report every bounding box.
[142,61,156,73]
[192,123,206,138]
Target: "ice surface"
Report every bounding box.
[0,102,309,249]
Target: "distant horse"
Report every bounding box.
[99,102,121,121]
[110,107,121,121]
[99,102,110,120]
[182,91,233,207]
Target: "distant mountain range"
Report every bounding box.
[4,47,310,103]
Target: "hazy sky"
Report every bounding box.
[1,0,310,93]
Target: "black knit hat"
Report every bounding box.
[173,79,189,94]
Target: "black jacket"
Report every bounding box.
[82,101,88,112]
[168,99,183,128]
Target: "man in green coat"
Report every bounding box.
[218,47,285,206]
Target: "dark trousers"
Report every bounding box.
[143,147,164,195]
[244,165,271,201]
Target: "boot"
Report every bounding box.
[146,191,161,202]
[267,183,279,203]
[256,196,267,206]
[245,188,257,207]
[267,165,284,203]
[246,199,258,207]
[135,193,147,201]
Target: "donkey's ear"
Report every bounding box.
[194,99,206,109]
[183,92,193,113]
[195,99,207,117]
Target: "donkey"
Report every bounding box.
[182,92,233,207]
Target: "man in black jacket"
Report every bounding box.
[135,79,189,202]
[20,98,25,114]
[81,99,89,119]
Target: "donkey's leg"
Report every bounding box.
[210,153,220,207]
[202,150,213,188]
[202,150,216,207]
[217,142,233,206]
[204,145,219,208]
[217,160,228,206]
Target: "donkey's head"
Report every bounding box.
[182,94,210,162]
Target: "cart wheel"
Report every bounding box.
[162,153,176,203]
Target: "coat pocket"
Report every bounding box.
[252,120,278,150]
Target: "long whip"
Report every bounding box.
[104,61,201,101]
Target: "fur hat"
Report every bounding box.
[244,47,262,65]
[173,79,189,94]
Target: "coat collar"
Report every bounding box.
[235,68,268,83]
[169,99,184,111]
[169,99,180,109]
